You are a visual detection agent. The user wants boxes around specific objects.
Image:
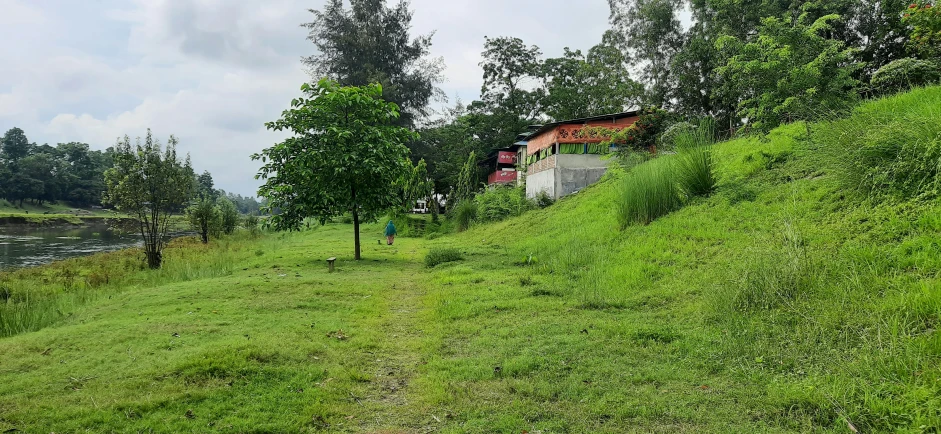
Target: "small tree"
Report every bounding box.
[453,151,478,207]
[104,130,195,269]
[187,196,220,244]
[254,79,415,260]
[217,197,240,235]
[402,159,433,215]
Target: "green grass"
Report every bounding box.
[674,120,717,198]
[0,201,118,219]
[424,247,463,267]
[616,158,682,228]
[2,87,941,432]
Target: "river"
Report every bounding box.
[0,224,143,271]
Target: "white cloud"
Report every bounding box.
[0,0,613,196]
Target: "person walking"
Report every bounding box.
[384,220,397,245]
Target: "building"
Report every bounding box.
[481,138,528,186]
[524,111,639,200]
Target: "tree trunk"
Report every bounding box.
[351,185,361,260]
[352,208,361,260]
[145,243,162,269]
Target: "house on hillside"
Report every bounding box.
[524,111,639,200]
[480,135,529,187]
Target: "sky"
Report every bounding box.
[0,0,613,196]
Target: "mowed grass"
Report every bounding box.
[0,226,437,432]
[2,87,941,432]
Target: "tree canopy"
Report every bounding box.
[254,79,415,260]
[104,130,196,269]
[302,0,444,128]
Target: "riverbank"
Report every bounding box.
[0,214,125,227]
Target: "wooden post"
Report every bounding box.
[327,257,336,273]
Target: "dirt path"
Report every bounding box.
[357,265,434,433]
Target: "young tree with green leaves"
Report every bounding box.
[716,15,861,132]
[187,197,220,244]
[453,151,478,207]
[254,79,415,260]
[302,0,444,128]
[217,197,240,235]
[104,130,196,269]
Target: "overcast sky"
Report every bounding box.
[0,0,612,196]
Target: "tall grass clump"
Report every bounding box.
[616,158,681,228]
[818,85,941,199]
[450,200,477,232]
[674,120,717,198]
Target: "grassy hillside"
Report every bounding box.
[1,87,940,432]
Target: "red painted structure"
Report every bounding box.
[488,170,517,185]
[497,151,517,165]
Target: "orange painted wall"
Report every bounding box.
[526,116,640,155]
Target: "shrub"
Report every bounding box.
[616,158,681,228]
[534,191,555,208]
[674,120,716,198]
[474,186,531,222]
[870,58,941,95]
[424,247,463,267]
[217,198,240,235]
[243,214,261,236]
[817,86,941,199]
[186,197,221,243]
[450,200,477,232]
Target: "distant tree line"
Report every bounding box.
[0,127,263,213]
[0,127,114,207]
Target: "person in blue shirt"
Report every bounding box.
[384,220,397,245]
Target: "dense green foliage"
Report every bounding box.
[217,198,240,235]
[474,186,532,222]
[716,15,861,132]
[187,197,221,244]
[254,79,415,260]
[302,0,444,128]
[424,247,463,267]
[540,36,641,120]
[903,1,941,59]
[870,57,941,94]
[0,128,114,208]
[104,130,196,269]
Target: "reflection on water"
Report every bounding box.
[0,223,143,271]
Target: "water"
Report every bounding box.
[0,224,143,271]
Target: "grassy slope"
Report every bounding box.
[1,87,940,432]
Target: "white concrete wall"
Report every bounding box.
[525,154,610,199]
[526,169,555,199]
